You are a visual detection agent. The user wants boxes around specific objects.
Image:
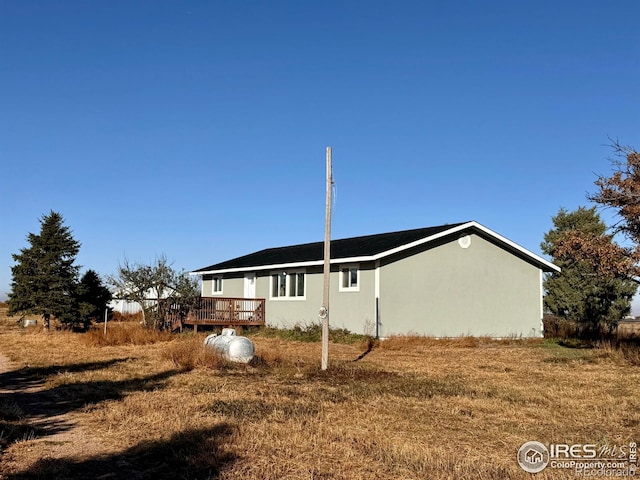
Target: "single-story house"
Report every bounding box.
[190,221,559,338]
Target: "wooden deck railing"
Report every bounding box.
[163,297,266,332]
[163,297,265,332]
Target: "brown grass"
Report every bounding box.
[592,339,640,366]
[1,306,639,479]
[82,322,173,347]
[378,334,543,350]
[162,337,232,371]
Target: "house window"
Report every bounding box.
[212,277,223,295]
[340,265,359,291]
[272,273,287,298]
[271,271,305,299]
[290,272,305,297]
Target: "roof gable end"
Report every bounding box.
[191,221,559,274]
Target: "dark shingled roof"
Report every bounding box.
[193,222,470,273]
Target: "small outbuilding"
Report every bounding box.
[191,221,559,338]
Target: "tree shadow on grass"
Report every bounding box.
[5,424,238,480]
[11,368,179,418]
[0,359,133,392]
[0,359,181,451]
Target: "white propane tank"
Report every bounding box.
[203,328,255,363]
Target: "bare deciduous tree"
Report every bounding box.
[109,255,199,330]
[555,141,640,282]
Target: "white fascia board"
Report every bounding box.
[468,222,560,272]
[190,256,378,276]
[368,221,560,272]
[191,260,324,276]
[369,222,475,261]
[190,221,560,276]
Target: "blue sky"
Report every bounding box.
[1,1,639,303]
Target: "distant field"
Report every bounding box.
[0,309,639,479]
[619,320,640,337]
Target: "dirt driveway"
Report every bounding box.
[0,354,108,478]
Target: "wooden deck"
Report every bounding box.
[167,297,266,332]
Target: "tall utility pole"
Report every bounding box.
[321,147,332,370]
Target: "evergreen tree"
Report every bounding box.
[77,269,112,329]
[542,207,636,330]
[8,211,81,328]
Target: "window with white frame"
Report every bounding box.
[290,272,305,297]
[212,277,223,294]
[340,265,359,291]
[271,271,305,298]
[272,273,286,298]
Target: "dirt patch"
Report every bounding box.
[0,354,111,477]
[0,355,13,376]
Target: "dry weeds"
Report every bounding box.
[83,322,173,347]
[0,305,639,479]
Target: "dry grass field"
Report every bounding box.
[1,305,639,479]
